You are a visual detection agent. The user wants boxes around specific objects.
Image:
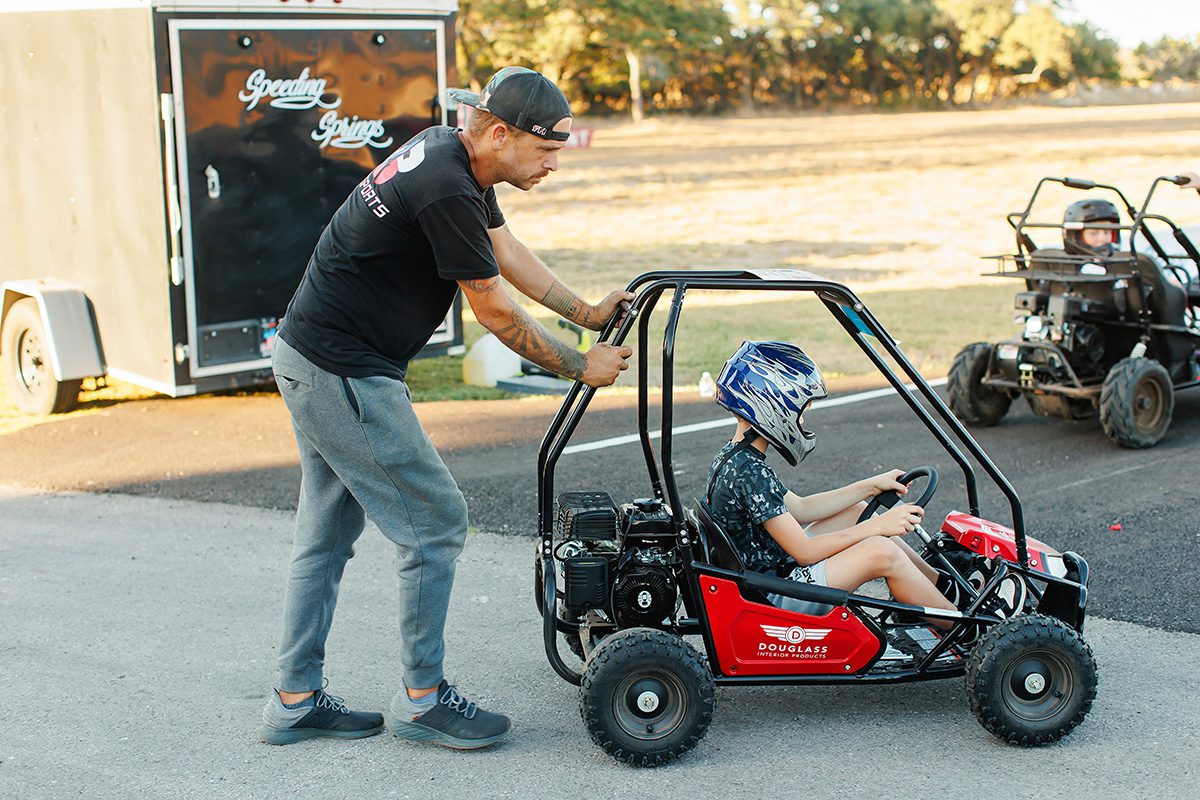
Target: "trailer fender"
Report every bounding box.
[1,280,104,381]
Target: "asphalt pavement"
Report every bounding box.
[1,485,1196,799]
[1,381,1197,631]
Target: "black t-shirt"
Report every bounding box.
[279,126,505,379]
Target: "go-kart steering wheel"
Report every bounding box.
[856,466,939,524]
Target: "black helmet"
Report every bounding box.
[1063,198,1120,258]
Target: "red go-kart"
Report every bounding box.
[536,270,1097,767]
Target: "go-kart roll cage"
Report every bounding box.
[536,271,1037,684]
[1004,175,1200,280]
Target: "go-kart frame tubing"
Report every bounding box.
[689,562,968,685]
[537,271,1033,683]
[1135,175,1200,273]
[1006,176,1140,260]
[686,546,1088,685]
[691,558,1026,684]
[1007,174,1200,276]
[981,334,1200,398]
[979,339,1100,400]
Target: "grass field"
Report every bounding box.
[3,101,1198,434]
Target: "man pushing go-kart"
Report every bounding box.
[259,67,632,750]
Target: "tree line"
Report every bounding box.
[456,1,1200,119]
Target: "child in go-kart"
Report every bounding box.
[704,341,968,629]
[1062,198,1121,259]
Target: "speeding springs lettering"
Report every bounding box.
[238,68,340,111]
[239,68,392,151]
[312,111,394,150]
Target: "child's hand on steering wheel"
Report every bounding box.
[862,469,909,498]
[871,503,925,537]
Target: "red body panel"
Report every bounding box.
[940,511,1059,574]
[699,576,880,676]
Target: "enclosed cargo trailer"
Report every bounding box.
[0,0,463,414]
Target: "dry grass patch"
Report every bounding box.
[3,102,1197,427]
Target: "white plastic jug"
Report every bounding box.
[462,333,521,387]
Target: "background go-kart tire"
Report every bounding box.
[580,627,715,767]
[2,298,82,416]
[1099,357,1173,448]
[948,342,1011,426]
[965,614,1097,746]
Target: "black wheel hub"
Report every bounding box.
[1133,379,1165,431]
[1002,651,1072,721]
[612,670,686,740]
[626,678,669,717]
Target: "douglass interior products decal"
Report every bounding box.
[757,624,831,658]
[238,68,392,150]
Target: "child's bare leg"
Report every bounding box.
[823,538,957,630]
[809,502,940,585]
[892,537,940,583]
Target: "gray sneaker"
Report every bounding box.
[386,681,511,750]
[258,688,384,745]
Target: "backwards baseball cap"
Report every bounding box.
[448,67,572,142]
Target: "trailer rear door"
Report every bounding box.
[167,18,451,378]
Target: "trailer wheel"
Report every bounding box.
[948,342,1011,426]
[2,298,82,415]
[1099,357,1172,448]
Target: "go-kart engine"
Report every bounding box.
[613,557,676,627]
[554,492,679,630]
[1064,322,1105,373]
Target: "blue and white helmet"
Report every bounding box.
[715,341,827,466]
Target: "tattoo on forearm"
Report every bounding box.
[492,303,587,381]
[540,281,586,322]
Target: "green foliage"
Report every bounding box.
[1133,35,1200,83]
[996,2,1072,82]
[455,0,1145,115]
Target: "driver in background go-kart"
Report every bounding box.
[704,341,972,630]
[1062,198,1121,259]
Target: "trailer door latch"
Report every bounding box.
[205,165,221,200]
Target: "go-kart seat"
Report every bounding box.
[1131,252,1189,326]
[689,501,773,606]
[1027,248,1192,326]
[690,500,748,573]
[689,500,848,613]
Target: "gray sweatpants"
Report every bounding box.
[270,335,469,692]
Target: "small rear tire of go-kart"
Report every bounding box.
[948,342,1012,427]
[965,614,1097,746]
[1,298,82,416]
[1099,357,1173,449]
[580,627,715,767]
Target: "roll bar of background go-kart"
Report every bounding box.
[1005,175,1200,269]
